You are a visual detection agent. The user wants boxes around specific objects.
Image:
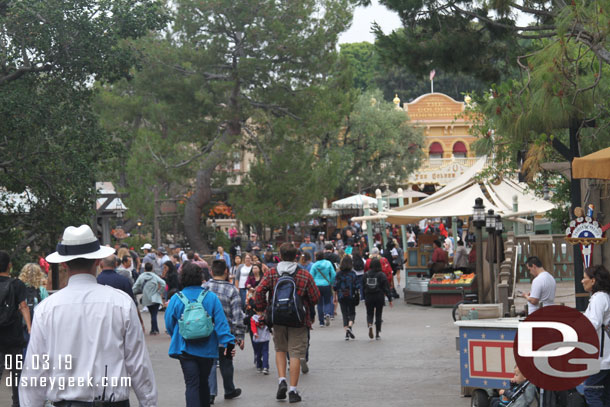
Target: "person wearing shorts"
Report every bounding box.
[254,243,320,403]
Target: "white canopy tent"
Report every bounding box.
[382,157,555,225]
[331,194,379,210]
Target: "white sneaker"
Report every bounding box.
[141,307,148,312]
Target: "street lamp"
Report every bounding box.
[136,219,143,228]
[485,209,496,232]
[495,215,503,234]
[473,198,486,304]
[473,198,486,228]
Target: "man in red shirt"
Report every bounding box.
[254,243,320,403]
[429,239,449,276]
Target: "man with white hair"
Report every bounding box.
[19,224,157,407]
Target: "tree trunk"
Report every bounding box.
[184,167,214,254]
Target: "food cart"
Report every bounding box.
[454,318,520,407]
[429,272,476,307]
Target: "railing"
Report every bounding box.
[419,157,481,169]
[513,235,574,281]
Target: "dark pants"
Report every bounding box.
[239,288,247,309]
[147,304,159,333]
[584,369,610,407]
[0,345,22,407]
[179,355,215,407]
[365,296,385,332]
[339,298,356,327]
[208,349,236,396]
[252,341,269,369]
[317,285,333,325]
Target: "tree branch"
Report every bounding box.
[244,96,301,120]
[0,64,53,86]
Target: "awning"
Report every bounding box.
[331,194,379,210]
[429,142,443,154]
[573,147,610,180]
[453,141,467,153]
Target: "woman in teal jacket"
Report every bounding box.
[165,262,235,407]
[309,252,336,327]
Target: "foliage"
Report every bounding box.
[339,41,488,102]
[230,139,343,227]
[96,0,360,252]
[0,0,168,253]
[372,0,610,80]
[338,89,424,193]
[0,0,168,85]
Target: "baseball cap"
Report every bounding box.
[141,243,152,250]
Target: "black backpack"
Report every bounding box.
[352,254,365,271]
[24,286,41,318]
[0,278,18,327]
[364,271,382,295]
[270,271,306,327]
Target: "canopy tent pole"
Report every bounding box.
[398,188,408,289]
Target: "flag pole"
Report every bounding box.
[431,78,434,93]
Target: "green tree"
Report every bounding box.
[97,0,359,253]
[338,88,424,193]
[339,41,488,102]
[172,0,360,252]
[371,0,610,79]
[0,0,167,253]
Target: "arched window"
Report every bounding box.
[452,141,467,158]
[429,142,443,160]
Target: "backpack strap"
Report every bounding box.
[196,288,209,304]
[176,291,190,306]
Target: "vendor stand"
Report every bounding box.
[455,318,520,406]
[429,272,476,307]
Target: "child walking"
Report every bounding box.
[334,255,360,341]
[250,310,271,374]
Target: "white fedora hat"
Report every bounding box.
[46,225,116,263]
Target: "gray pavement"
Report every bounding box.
[2,296,472,407]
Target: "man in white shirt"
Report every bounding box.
[521,256,556,315]
[19,224,158,407]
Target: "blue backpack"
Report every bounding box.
[176,289,214,340]
[270,271,306,328]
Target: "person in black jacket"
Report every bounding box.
[364,258,393,340]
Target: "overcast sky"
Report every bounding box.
[338,0,402,44]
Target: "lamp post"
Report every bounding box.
[485,209,496,303]
[473,198,486,304]
[363,202,374,254]
[376,188,387,247]
[495,214,504,304]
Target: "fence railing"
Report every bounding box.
[513,235,574,281]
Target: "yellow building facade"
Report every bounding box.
[396,93,480,188]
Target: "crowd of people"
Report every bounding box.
[3,221,610,407]
[0,223,401,407]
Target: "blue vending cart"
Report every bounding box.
[455,318,521,407]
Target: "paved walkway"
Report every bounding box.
[2,297,472,407]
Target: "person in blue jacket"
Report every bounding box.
[309,251,336,327]
[165,262,235,407]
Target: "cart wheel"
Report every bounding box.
[471,389,489,407]
[452,300,465,321]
